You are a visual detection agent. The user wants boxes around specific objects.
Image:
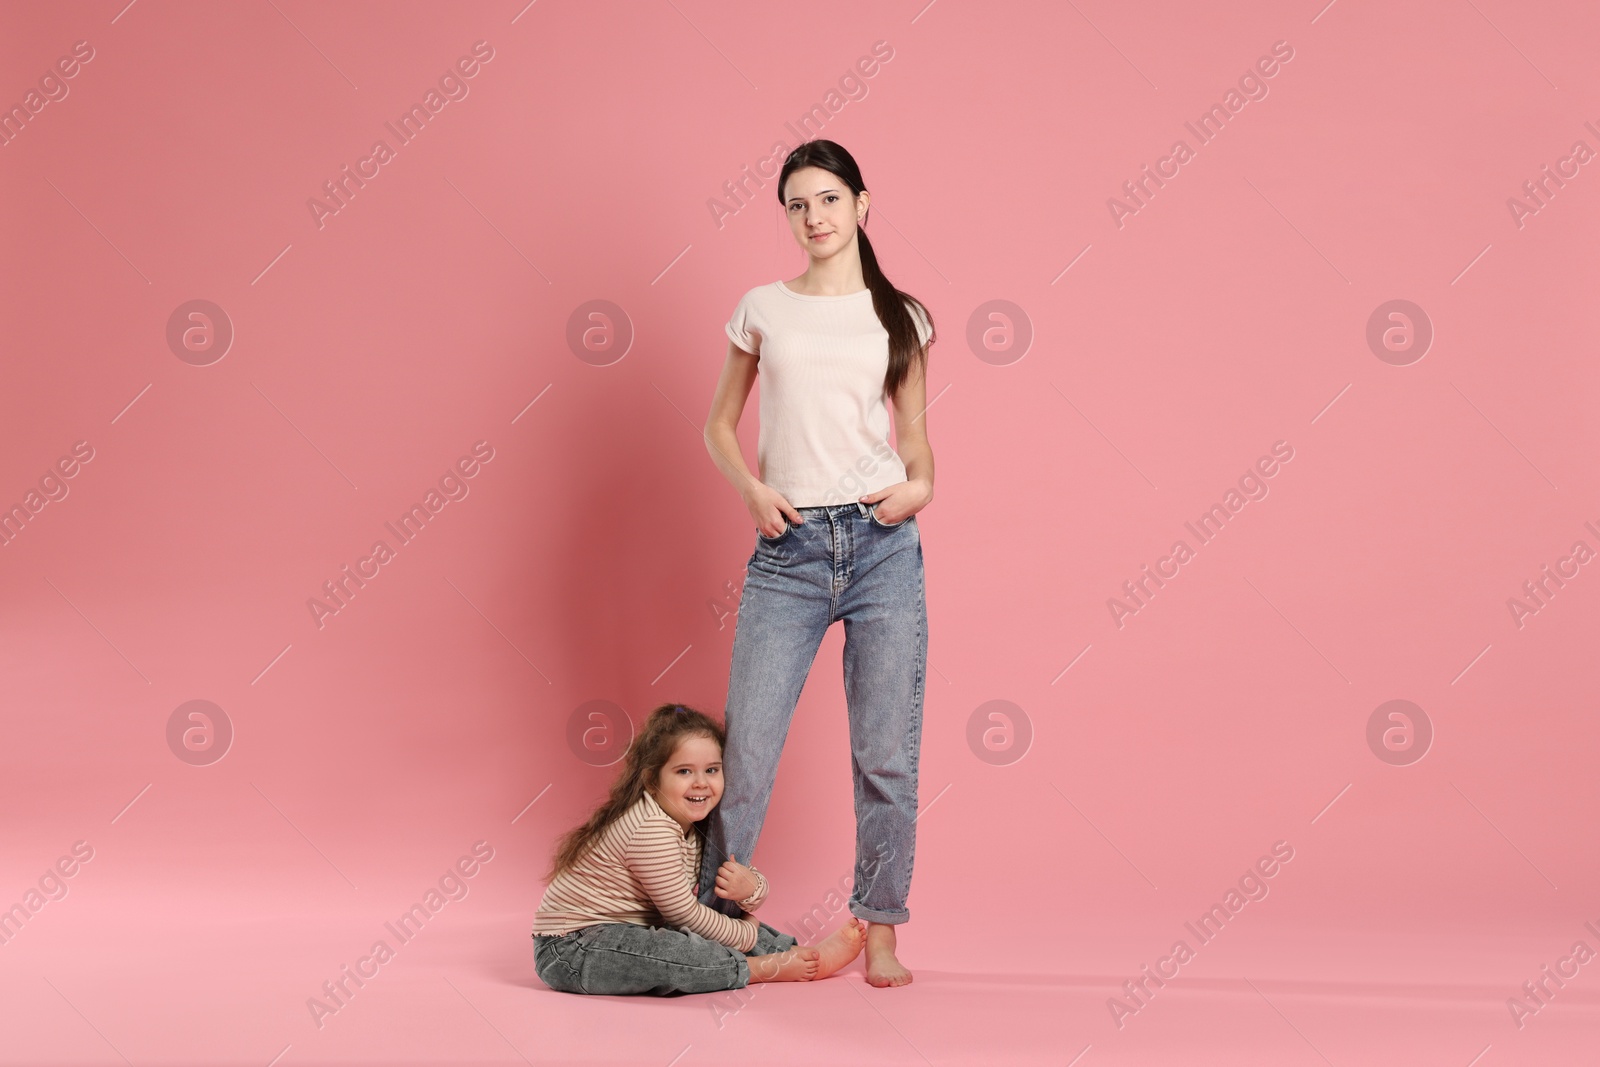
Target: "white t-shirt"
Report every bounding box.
[724,280,931,508]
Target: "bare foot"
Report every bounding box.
[746,946,820,983]
[810,916,867,979]
[864,922,912,987]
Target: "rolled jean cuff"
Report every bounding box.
[849,902,909,924]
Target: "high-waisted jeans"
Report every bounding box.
[697,499,927,925]
[533,920,798,995]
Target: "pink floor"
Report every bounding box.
[6,892,1598,1065]
[6,0,1600,1063]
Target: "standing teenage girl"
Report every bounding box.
[698,140,935,987]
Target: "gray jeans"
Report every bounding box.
[699,500,927,924]
[533,921,799,996]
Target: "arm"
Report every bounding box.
[892,346,935,504]
[703,341,802,536]
[861,342,936,522]
[624,817,758,952]
[702,340,761,498]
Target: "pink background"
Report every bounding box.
[3,0,1598,1064]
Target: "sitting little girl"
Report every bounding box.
[532,703,865,995]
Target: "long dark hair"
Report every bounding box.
[543,703,727,882]
[777,139,934,401]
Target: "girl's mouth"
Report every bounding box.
[686,795,711,807]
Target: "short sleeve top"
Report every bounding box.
[725,280,930,508]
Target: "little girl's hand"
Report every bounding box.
[714,854,760,902]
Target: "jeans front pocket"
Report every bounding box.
[868,503,910,529]
[757,518,793,543]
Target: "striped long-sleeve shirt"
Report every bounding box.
[532,791,770,952]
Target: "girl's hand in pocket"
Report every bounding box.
[744,486,802,538]
[859,478,932,526]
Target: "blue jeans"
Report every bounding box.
[697,500,927,925]
[533,921,798,995]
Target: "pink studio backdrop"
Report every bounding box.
[2,1,1597,1065]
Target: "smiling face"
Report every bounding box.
[784,165,867,259]
[650,733,724,832]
